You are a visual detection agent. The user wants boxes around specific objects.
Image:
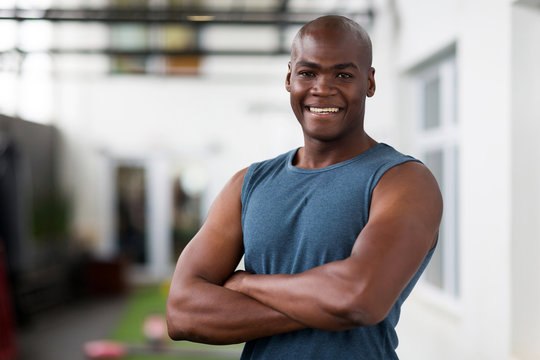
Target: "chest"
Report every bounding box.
[242,171,371,274]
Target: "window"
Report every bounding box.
[413,54,459,298]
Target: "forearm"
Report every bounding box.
[221,161,441,333]
[227,223,437,331]
[166,278,306,345]
[226,262,378,331]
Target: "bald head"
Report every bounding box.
[292,15,373,67]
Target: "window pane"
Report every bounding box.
[452,146,460,296]
[423,76,441,130]
[426,220,444,289]
[423,149,444,288]
[425,149,443,188]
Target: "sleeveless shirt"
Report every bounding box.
[240,143,435,360]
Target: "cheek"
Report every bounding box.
[288,86,304,106]
[289,95,303,118]
[289,93,307,122]
[294,82,313,97]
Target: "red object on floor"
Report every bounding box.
[83,340,127,359]
[0,243,17,360]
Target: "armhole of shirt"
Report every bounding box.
[365,156,422,219]
[240,164,257,229]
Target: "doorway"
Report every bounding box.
[115,165,147,265]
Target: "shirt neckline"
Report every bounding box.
[287,143,387,174]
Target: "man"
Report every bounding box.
[166,15,442,359]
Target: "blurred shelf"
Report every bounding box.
[1,47,289,56]
[0,7,372,25]
[0,4,373,72]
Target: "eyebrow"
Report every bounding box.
[296,61,359,70]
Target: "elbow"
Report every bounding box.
[166,295,195,341]
[334,290,389,328]
[167,323,183,341]
[166,308,203,342]
[166,295,218,344]
[166,306,187,341]
[166,309,231,345]
[346,305,387,327]
[166,316,187,341]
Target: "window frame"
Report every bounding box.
[412,54,461,306]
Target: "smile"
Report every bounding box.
[308,106,341,114]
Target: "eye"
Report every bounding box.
[298,70,315,77]
[337,72,353,79]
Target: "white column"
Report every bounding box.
[146,155,173,280]
[511,3,540,359]
[459,0,513,358]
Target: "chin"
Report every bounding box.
[303,130,343,144]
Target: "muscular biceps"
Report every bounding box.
[224,161,442,330]
[166,169,305,345]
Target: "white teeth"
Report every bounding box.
[309,107,339,113]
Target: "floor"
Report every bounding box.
[15,296,128,360]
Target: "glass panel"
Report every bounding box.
[159,24,196,51]
[425,149,444,189]
[55,22,109,51]
[111,0,149,7]
[452,146,460,296]
[0,72,18,116]
[110,55,146,74]
[426,220,444,289]
[0,20,17,51]
[423,76,441,130]
[110,23,149,51]
[423,149,444,289]
[19,54,53,123]
[19,20,53,52]
[451,61,458,124]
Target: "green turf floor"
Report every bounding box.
[109,284,243,360]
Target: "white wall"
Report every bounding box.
[395,0,460,69]
[511,3,540,359]
[458,1,512,358]
[371,0,522,359]
[365,0,401,145]
[55,56,304,276]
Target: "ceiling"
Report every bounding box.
[0,0,374,74]
[0,0,373,23]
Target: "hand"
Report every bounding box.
[224,270,251,293]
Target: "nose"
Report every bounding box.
[310,75,337,96]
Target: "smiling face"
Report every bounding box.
[286,18,375,145]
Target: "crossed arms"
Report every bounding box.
[166,161,442,345]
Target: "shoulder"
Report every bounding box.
[220,167,248,201]
[224,149,296,202]
[241,149,297,193]
[370,160,443,246]
[374,159,441,207]
[376,160,438,195]
[358,144,421,195]
[370,143,418,169]
[354,143,417,177]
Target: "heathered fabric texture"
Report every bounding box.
[240,143,435,360]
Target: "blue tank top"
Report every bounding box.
[240,143,435,360]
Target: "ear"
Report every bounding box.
[285,62,292,92]
[367,67,376,97]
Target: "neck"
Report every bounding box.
[294,132,377,169]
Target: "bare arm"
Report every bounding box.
[224,162,442,331]
[166,169,306,345]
